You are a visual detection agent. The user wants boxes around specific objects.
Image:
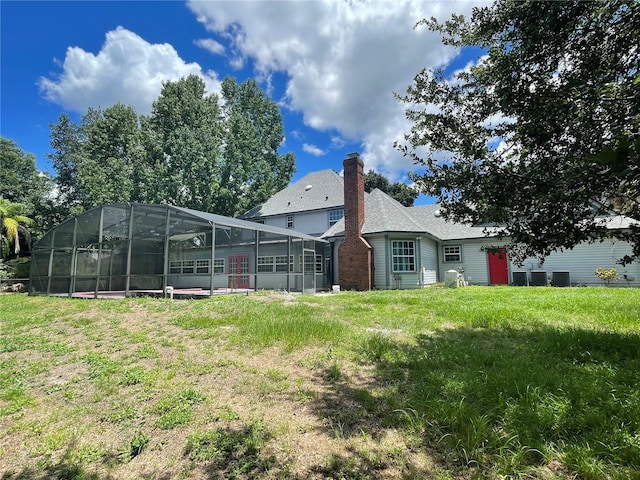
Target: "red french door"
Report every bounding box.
[488,248,509,285]
[228,256,251,289]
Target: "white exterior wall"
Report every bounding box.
[514,239,640,287]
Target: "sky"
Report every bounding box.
[1,0,486,205]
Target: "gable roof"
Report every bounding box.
[241,169,346,218]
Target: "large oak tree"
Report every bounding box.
[398,0,639,264]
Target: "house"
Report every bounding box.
[243,153,640,289]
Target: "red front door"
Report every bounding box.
[229,256,251,289]
[488,248,509,285]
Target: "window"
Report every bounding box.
[443,245,462,263]
[257,256,275,273]
[196,259,209,274]
[182,260,195,274]
[170,259,211,274]
[286,215,294,229]
[257,256,291,273]
[213,258,225,274]
[254,219,265,224]
[303,254,315,273]
[392,240,416,272]
[328,209,344,227]
[315,254,323,273]
[275,255,289,272]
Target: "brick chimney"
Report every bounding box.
[339,153,373,290]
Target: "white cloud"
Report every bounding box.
[302,143,326,157]
[187,0,486,178]
[194,38,226,56]
[39,27,221,115]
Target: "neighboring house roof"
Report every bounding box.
[240,169,346,218]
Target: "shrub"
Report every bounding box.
[595,267,619,285]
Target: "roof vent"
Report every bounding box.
[434,209,441,217]
[305,184,313,191]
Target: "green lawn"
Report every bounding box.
[1,286,639,479]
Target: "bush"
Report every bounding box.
[595,267,619,285]
[4,257,31,278]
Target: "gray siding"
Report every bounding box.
[263,210,333,236]
[369,236,388,289]
[438,239,493,285]
[515,239,640,286]
[420,237,438,285]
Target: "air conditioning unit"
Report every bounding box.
[530,270,548,286]
[553,271,571,287]
[512,271,528,286]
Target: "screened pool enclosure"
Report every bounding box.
[30,204,329,298]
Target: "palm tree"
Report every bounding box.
[0,198,35,257]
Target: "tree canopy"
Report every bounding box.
[398,0,639,264]
[0,137,60,237]
[364,170,420,207]
[48,75,295,218]
[0,198,35,257]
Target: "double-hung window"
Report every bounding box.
[391,240,416,272]
[443,246,462,263]
[275,255,289,272]
[213,258,225,274]
[286,215,294,229]
[328,209,344,227]
[257,256,275,273]
[196,259,210,274]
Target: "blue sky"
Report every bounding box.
[1,1,485,205]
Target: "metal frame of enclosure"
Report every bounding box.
[29,203,330,298]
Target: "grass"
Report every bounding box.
[0,286,639,479]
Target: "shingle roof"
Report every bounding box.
[244,168,637,241]
[322,192,495,241]
[409,204,490,240]
[322,189,430,238]
[241,169,345,218]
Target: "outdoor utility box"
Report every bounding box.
[444,270,459,288]
[512,271,528,286]
[553,271,571,287]
[530,270,548,286]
